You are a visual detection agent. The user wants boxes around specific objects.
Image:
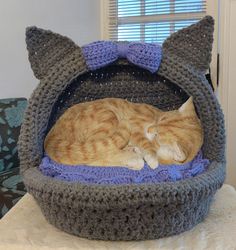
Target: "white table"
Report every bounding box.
[0,184,236,250]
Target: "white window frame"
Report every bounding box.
[217,0,236,187]
[100,0,219,89]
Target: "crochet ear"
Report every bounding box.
[162,16,214,72]
[26,26,80,79]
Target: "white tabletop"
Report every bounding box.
[0,184,236,250]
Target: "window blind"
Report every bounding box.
[108,0,207,44]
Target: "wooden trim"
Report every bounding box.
[218,0,230,125]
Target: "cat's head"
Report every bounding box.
[147,97,203,164]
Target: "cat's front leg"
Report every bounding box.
[130,132,159,169]
[144,153,159,169]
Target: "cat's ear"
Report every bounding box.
[179,97,195,113]
[25,26,83,80]
[162,16,214,72]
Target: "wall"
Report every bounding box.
[0,0,101,99]
[219,0,236,187]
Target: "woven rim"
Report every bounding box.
[23,161,224,209]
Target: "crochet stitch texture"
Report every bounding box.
[81,41,162,73]
[19,16,225,240]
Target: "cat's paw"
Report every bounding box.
[173,152,186,162]
[144,154,159,169]
[126,157,145,170]
[172,148,186,162]
[172,142,186,162]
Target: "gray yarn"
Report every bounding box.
[19,16,226,240]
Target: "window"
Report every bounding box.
[102,0,218,89]
[108,0,206,44]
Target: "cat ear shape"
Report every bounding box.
[162,16,214,72]
[25,26,83,79]
[179,97,195,113]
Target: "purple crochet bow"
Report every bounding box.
[81,41,162,73]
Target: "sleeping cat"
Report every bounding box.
[44,97,203,170]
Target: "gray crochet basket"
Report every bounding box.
[19,16,225,241]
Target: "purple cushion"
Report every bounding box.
[39,151,209,185]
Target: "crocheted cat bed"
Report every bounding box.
[19,16,225,241]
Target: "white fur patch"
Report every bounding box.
[157,146,173,159]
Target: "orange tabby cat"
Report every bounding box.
[44,97,203,170]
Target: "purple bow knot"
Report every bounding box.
[81,41,162,73]
[117,42,129,58]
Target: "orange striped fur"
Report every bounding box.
[44,97,203,170]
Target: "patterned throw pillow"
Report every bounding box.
[0,98,27,172]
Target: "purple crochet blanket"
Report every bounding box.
[39,151,209,185]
